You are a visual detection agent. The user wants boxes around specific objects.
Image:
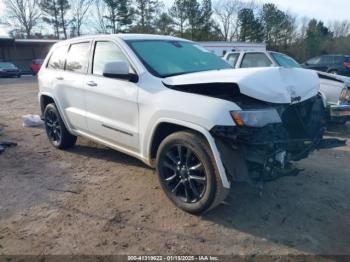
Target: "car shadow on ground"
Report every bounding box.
[66,141,151,169]
[202,158,350,255]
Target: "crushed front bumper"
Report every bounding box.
[329,104,350,122]
[211,124,347,183]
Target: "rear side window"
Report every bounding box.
[66,42,90,73]
[307,57,321,65]
[319,56,332,64]
[226,53,239,67]
[241,53,273,68]
[334,56,345,64]
[92,41,130,76]
[47,45,67,70]
[345,57,350,62]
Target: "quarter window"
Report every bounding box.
[47,45,67,70]
[66,42,90,73]
[92,41,130,76]
[240,53,273,68]
[307,57,321,65]
[227,53,239,67]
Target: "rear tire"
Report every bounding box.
[329,70,338,75]
[44,103,77,149]
[156,131,229,214]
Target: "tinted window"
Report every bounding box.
[307,57,321,65]
[334,56,345,64]
[240,53,273,68]
[319,56,332,64]
[93,41,130,76]
[126,40,232,78]
[345,56,350,62]
[270,52,301,68]
[227,53,239,67]
[47,45,67,70]
[0,62,16,69]
[66,42,90,73]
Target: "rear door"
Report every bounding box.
[43,44,86,130]
[57,41,91,132]
[84,40,139,151]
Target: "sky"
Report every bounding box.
[0,0,349,36]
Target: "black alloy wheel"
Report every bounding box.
[45,107,62,146]
[159,144,207,203]
[43,103,77,149]
[156,131,229,214]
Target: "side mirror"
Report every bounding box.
[103,61,138,82]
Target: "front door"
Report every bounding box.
[85,40,139,151]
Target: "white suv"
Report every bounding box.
[38,34,345,214]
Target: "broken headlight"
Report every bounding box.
[339,87,350,104]
[231,108,281,127]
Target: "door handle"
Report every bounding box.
[56,76,64,80]
[87,81,97,87]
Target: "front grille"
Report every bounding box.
[280,95,325,139]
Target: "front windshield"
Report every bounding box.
[0,62,16,69]
[270,52,301,68]
[126,40,232,78]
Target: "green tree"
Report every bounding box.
[184,0,202,40]
[156,12,174,35]
[103,0,133,33]
[169,0,187,37]
[133,0,160,33]
[40,0,70,39]
[40,0,60,38]
[305,19,332,57]
[238,8,263,42]
[198,0,215,40]
[260,3,295,48]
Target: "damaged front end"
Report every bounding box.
[211,94,346,184]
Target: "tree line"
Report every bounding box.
[2,0,350,62]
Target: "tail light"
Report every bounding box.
[343,62,350,68]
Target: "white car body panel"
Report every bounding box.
[163,67,319,104]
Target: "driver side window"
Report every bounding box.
[92,41,132,76]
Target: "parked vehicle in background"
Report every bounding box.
[200,41,266,57]
[30,59,44,75]
[38,34,345,214]
[302,55,350,76]
[0,62,21,78]
[223,50,350,124]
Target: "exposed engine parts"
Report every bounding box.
[211,95,346,184]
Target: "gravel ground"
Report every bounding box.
[0,77,350,257]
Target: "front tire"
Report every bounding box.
[44,103,77,149]
[156,131,228,214]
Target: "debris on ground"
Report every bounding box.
[22,114,44,127]
[0,141,17,155]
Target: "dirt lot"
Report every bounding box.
[0,77,350,256]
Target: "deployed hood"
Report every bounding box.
[163,67,320,104]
